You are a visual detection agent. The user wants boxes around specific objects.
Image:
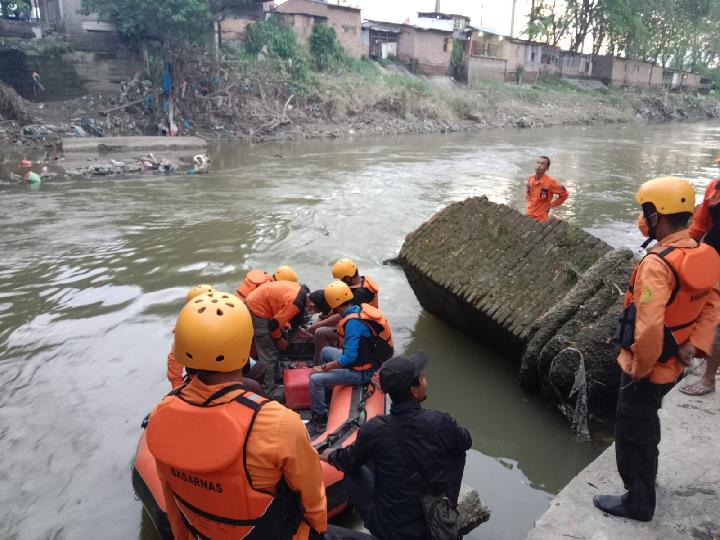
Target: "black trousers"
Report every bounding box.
[343,454,466,538]
[308,526,374,539]
[614,372,673,520]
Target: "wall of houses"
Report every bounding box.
[649,65,664,88]
[683,72,701,89]
[57,0,123,52]
[275,0,364,58]
[560,54,592,78]
[467,55,506,83]
[220,18,253,42]
[397,28,451,76]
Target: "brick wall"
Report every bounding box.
[60,0,123,52]
[275,0,364,57]
[220,18,253,41]
[467,55,506,84]
[683,72,701,90]
[395,27,450,76]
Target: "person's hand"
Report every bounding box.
[678,342,696,366]
[274,337,289,351]
[312,365,325,373]
[296,328,313,341]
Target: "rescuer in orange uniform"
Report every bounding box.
[308,281,393,435]
[145,290,328,540]
[594,177,720,521]
[235,265,298,300]
[303,258,381,364]
[525,156,569,222]
[246,280,315,396]
[166,284,266,394]
[679,174,720,396]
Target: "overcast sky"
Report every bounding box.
[351,0,534,36]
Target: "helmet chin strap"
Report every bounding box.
[641,208,658,249]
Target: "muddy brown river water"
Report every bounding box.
[1,121,719,539]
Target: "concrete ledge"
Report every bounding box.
[528,372,720,540]
[61,136,207,154]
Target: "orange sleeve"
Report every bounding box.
[159,473,190,540]
[277,409,327,533]
[271,292,301,338]
[166,347,185,389]
[630,257,674,379]
[550,179,569,207]
[689,182,715,241]
[689,285,720,357]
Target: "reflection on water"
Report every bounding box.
[1,121,719,539]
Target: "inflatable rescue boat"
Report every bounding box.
[132,348,385,539]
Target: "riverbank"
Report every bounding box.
[4,60,720,178]
[528,368,720,539]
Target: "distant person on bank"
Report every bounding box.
[325,352,471,540]
[594,177,720,522]
[526,156,568,222]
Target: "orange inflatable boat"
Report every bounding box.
[132,366,385,539]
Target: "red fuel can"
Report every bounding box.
[283,367,313,410]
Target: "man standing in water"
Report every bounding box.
[594,177,720,521]
[526,156,568,222]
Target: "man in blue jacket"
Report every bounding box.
[308,281,393,435]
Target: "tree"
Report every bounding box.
[525,1,573,46]
[309,23,344,71]
[79,0,252,49]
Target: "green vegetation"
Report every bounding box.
[449,38,466,80]
[309,24,344,71]
[525,0,720,75]
[1,0,30,19]
[80,0,214,48]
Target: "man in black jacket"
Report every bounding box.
[325,352,472,540]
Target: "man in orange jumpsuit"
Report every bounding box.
[525,156,568,222]
[594,177,720,521]
[145,291,329,539]
[246,280,315,396]
[679,175,720,396]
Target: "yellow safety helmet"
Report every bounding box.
[174,291,253,372]
[324,281,354,309]
[186,284,215,302]
[274,265,298,282]
[636,177,695,215]
[332,258,358,280]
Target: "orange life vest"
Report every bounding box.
[236,269,273,300]
[146,385,303,539]
[351,275,380,308]
[337,303,394,371]
[618,243,720,366]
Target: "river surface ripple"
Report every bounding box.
[1,121,719,539]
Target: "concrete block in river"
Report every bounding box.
[399,197,613,356]
[399,197,635,420]
[520,249,636,418]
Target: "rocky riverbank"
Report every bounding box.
[3,63,720,179]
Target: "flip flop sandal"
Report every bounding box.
[679,382,716,396]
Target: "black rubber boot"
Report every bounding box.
[307,414,327,437]
[593,494,652,522]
